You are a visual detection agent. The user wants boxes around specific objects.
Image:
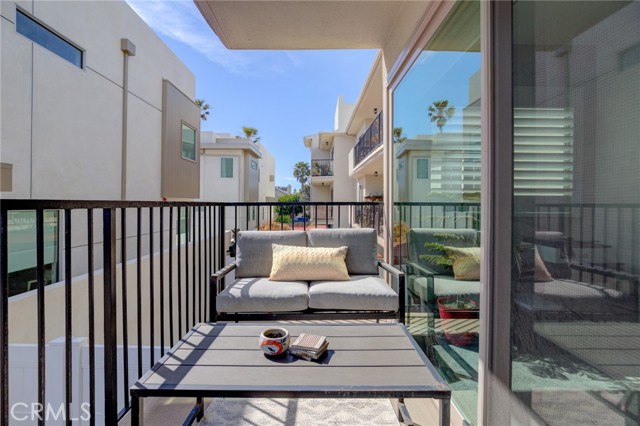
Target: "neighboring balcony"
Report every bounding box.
[311,159,334,187]
[311,159,333,177]
[353,111,383,168]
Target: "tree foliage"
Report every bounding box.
[427,100,455,132]
[275,193,302,218]
[241,126,260,143]
[293,161,310,201]
[392,127,407,144]
[195,99,210,121]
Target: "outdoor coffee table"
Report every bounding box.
[130,322,451,426]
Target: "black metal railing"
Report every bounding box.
[311,159,333,177]
[0,199,382,425]
[534,202,640,279]
[393,202,481,267]
[353,111,383,167]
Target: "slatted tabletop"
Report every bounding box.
[130,322,451,426]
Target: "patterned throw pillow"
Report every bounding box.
[443,246,481,280]
[269,244,350,281]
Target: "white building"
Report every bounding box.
[0,0,201,289]
[200,132,276,230]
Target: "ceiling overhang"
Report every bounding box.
[194,0,409,49]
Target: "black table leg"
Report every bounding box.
[196,397,204,422]
[131,394,144,426]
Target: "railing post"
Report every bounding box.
[102,208,118,426]
[218,205,226,289]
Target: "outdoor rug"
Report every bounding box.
[201,397,400,425]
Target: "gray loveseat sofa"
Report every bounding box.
[210,228,405,322]
[406,228,637,320]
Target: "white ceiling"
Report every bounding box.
[195,0,420,49]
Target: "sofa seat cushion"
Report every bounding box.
[308,275,398,311]
[217,278,308,313]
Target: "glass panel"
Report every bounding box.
[392,1,481,423]
[181,123,196,161]
[16,10,82,68]
[221,158,233,178]
[511,1,639,425]
[7,210,59,296]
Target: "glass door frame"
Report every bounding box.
[384,1,516,425]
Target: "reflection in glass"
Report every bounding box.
[511,1,639,425]
[392,1,481,423]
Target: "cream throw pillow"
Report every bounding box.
[444,246,553,282]
[444,246,481,280]
[269,244,350,281]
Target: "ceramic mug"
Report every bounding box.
[259,327,290,356]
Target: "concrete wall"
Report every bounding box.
[8,236,212,345]
[331,135,356,202]
[255,142,276,202]
[0,0,195,201]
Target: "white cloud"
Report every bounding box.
[126,0,300,76]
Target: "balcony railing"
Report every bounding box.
[311,159,333,177]
[353,111,383,167]
[0,199,381,425]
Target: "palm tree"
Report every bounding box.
[293,161,310,200]
[427,100,455,132]
[241,126,260,143]
[195,99,210,121]
[392,127,407,144]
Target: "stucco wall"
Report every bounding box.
[0,0,196,201]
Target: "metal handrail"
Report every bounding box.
[353,111,383,167]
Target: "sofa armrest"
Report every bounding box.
[405,260,438,278]
[378,260,406,324]
[209,262,237,322]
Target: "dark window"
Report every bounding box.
[181,123,196,161]
[221,158,234,178]
[16,9,83,68]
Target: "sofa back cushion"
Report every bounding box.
[307,228,378,275]
[534,231,572,279]
[407,228,478,276]
[236,231,307,277]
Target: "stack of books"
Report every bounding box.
[289,333,329,361]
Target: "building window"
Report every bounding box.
[181,123,196,161]
[250,160,258,170]
[8,211,59,297]
[221,158,233,178]
[416,158,430,179]
[16,9,83,68]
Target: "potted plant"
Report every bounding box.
[437,295,478,346]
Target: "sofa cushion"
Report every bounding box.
[270,244,350,281]
[444,246,481,280]
[308,275,398,311]
[307,228,378,275]
[236,231,307,278]
[407,228,478,276]
[217,278,308,313]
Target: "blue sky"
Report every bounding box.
[126,0,377,189]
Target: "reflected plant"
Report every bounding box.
[427,100,456,132]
